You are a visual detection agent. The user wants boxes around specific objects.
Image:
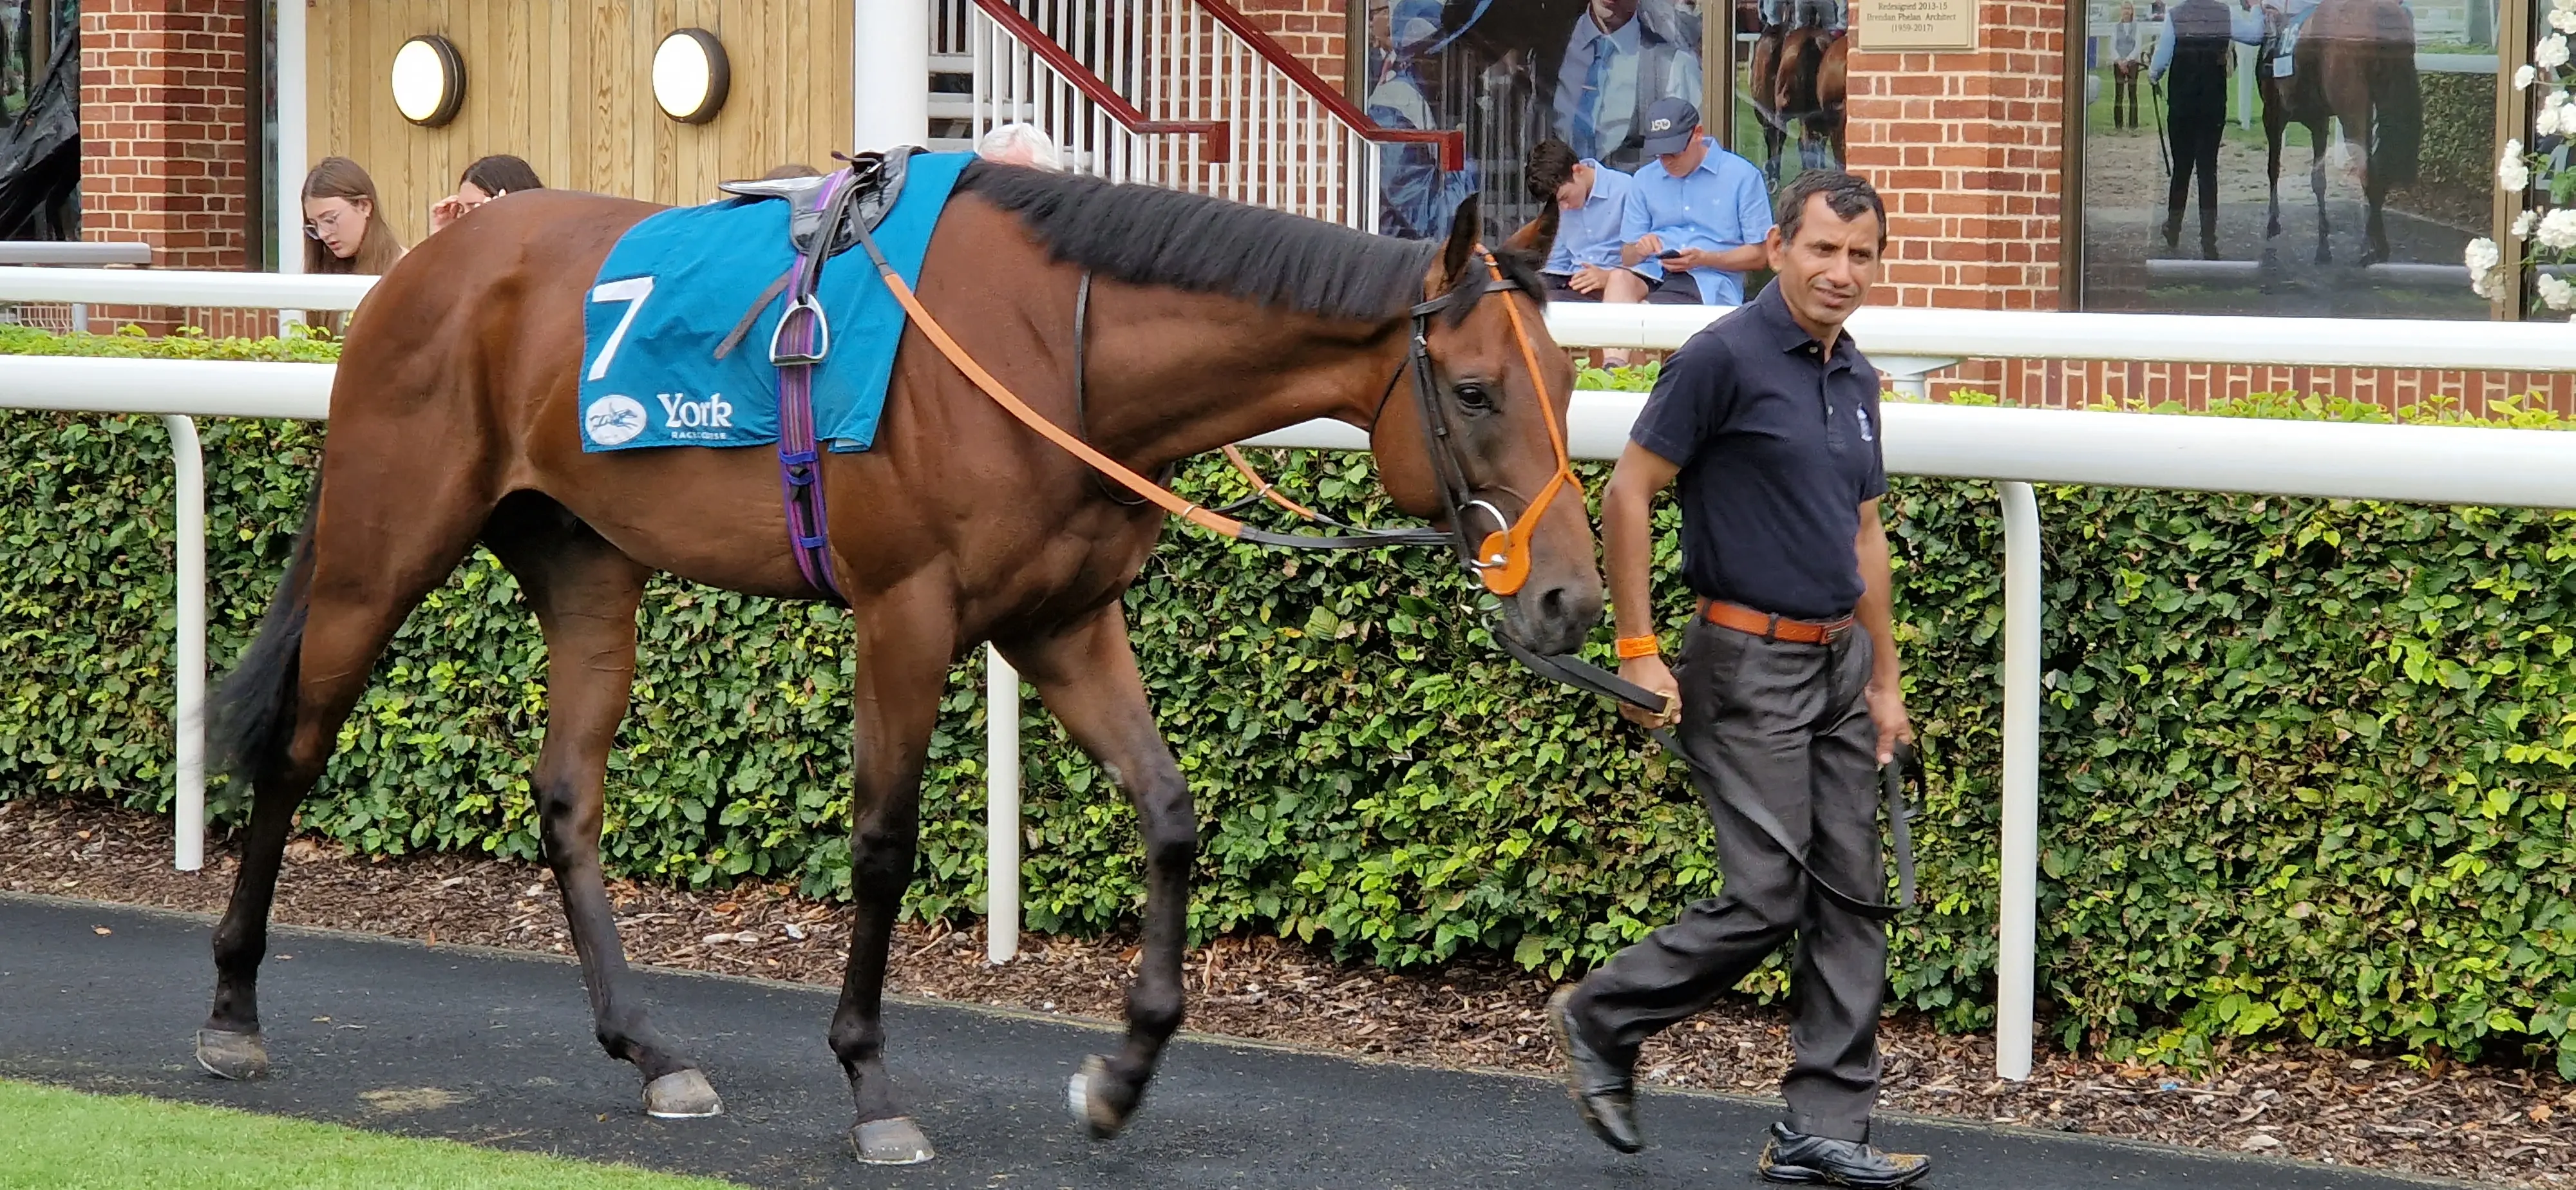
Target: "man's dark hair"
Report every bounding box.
[1524,138,1580,203]
[1775,169,1886,247]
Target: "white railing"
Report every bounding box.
[964,0,1390,229]
[0,270,370,874]
[12,267,2576,1086]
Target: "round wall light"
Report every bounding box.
[652,28,730,124]
[389,34,466,128]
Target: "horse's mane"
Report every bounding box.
[952,161,1540,325]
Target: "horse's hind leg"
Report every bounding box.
[482,493,718,1119]
[2308,124,2333,264]
[826,580,957,1165]
[2263,103,2285,239]
[1003,605,1195,1140]
[198,466,491,1079]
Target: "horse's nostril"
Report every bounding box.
[1539,585,1570,621]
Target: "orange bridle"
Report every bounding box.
[852,232,1574,592]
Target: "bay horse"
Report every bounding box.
[2257,0,2421,264]
[196,167,1599,1163]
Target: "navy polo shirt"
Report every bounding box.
[1628,279,1888,621]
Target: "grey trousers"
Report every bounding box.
[1567,617,1887,1142]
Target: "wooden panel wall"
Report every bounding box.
[305,0,853,247]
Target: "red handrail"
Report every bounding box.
[1193,0,1468,171]
[970,0,1233,162]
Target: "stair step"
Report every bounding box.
[929,53,973,75]
[925,137,976,154]
[927,95,1034,120]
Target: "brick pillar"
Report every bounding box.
[1843,0,2065,314]
[78,0,263,335]
[1233,0,1351,94]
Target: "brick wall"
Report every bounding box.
[1842,0,2065,312]
[1231,0,1349,95]
[77,0,266,336]
[1942,361,2576,417]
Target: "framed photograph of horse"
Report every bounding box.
[2073,0,2524,321]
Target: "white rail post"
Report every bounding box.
[854,0,930,153]
[276,0,308,326]
[164,415,207,872]
[986,643,1022,963]
[1996,480,2042,1079]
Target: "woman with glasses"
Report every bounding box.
[300,156,404,334]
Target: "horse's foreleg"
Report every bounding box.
[828,582,955,1166]
[483,496,716,1119]
[1002,604,1195,1141]
[200,467,488,1079]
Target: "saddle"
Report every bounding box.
[717,147,916,261]
[712,148,918,364]
[708,147,925,601]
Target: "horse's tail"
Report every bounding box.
[2371,20,2421,187]
[209,484,319,786]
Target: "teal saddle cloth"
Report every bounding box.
[576,151,974,453]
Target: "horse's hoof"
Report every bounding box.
[850,1117,936,1165]
[194,1028,269,1081]
[642,1069,724,1119]
[1068,1054,1129,1140]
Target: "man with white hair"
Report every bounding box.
[977,123,1064,171]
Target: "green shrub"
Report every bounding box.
[4,332,2574,1075]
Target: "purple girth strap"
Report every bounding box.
[770,171,847,603]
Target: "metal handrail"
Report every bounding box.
[1190,0,1468,171]
[968,0,1232,160]
[0,243,155,266]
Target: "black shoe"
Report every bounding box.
[1546,987,1642,1153]
[1757,1122,1932,1187]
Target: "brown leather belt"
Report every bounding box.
[1700,598,1856,645]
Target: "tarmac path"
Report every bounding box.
[0,894,2481,1189]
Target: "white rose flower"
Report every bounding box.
[2467,237,2501,299]
[2540,273,2576,312]
[2500,140,2532,192]
[2559,0,2576,14]
[2555,8,2576,33]
[2516,210,2541,240]
[2543,103,2564,138]
[2541,35,2571,71]
[2522,64,2542,90]
[2540,209,2576,252]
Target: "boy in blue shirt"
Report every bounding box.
[1618,97,1774,305]
[1526,138,1645,305]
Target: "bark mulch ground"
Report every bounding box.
[4,795,2568,1187]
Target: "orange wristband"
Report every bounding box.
[1614,634,1662,660]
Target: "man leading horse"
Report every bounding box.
[1551,169,1930,1189]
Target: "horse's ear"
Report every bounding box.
[1503,203,1560,260]
[1432,194,1482,290]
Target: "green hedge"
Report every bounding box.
[5,327,2575,1074]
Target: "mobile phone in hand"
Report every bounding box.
[1656,248,1684,260]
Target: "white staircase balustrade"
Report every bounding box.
[953,0,1461,231]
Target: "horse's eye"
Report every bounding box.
[1455,383,1495,413]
